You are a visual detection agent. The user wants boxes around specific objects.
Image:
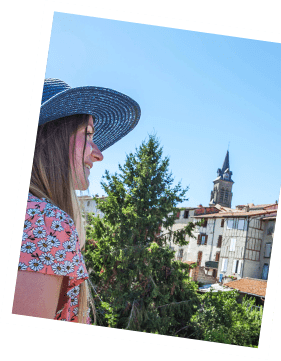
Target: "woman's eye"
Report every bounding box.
[87,132,94,140]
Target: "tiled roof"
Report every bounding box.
[78,195,93,200]
[251,203,276,208]
[236,203,276,210]
[194,208,277,219]
[224,277,267,297]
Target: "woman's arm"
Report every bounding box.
[12,271,63,319]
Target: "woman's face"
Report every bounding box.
[69,115,103,190]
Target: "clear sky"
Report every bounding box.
[45,12,281,208]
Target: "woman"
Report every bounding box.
[12,78,141,323]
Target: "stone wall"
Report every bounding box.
[191,266,217,284]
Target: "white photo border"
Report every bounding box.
[0,1,281,359]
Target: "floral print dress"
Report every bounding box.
[18,193,89,322]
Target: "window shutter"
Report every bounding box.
[221,219,224,227]
[237,260,242,274]
[197,234,201,245]
[224,259,228,272]
[197,251,202,266]
[217,235,222,247]
[232,260,237,273]
[205,235,208,245]
[230,238,236,251]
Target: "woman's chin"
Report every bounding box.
[74,179,89,191]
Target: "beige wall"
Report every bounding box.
[78,197,104,218]
[218,217,268,283]
[164,211,275,284]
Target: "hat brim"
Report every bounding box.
[39,86,141,152]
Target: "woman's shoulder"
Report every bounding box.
[26,192,74,227]
[21,193,87,280]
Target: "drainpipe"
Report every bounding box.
[241,215,249,278]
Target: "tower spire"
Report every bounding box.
[221,150,230,174]
[209,149,234,208]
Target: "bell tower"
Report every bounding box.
[209,150,234,208]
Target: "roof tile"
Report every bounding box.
[224,278,267,297]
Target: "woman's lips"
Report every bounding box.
[84,162,94,178]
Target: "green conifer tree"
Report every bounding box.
[84,134,200,335]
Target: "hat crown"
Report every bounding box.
[41,78,71,105]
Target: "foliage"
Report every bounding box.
[84,134,200,335]
[84,134,263,347]
[189,290,263,347]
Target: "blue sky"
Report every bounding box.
[45,12,281,208]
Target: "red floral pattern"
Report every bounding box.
[18,193,89,322]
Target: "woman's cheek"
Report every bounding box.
[84,143,92,159]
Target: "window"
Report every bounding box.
[238,219,245,230]
[197,233,208,245]
[262,264,269,280]
[264,243,272,258]
[232,260,239,273]
[221,258,228,272]
[183,210,189,219]
[215,252,220,261]
[267,225,274,235]
[217,235,222,247]
[202,219,207,228]
[230,238,236,251]
[198,234,208,245]
[201,235,206,245]
[178,249,183,259]
[231,260,243,274]
[227,219,234,229]
[237,260,242,275]
[227,218,246,230]
[87,201,90,207]
[221,219,224,228]
[197,251,202,266]
[212,269,217,278]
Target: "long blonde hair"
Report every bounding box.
[30,114,90,323]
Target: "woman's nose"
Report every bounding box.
[91,143,103,162]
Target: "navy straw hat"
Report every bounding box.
[39,78,141,152]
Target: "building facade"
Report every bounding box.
[194,204,277,284]
[166,149,278,285]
